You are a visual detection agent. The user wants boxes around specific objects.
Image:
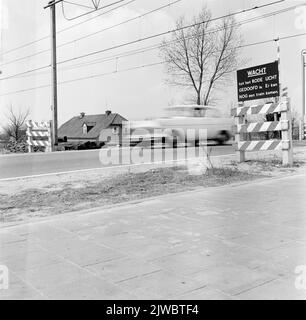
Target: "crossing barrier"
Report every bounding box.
[26,121,52,153]
[232,97,293,166]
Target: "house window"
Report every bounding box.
[112,127,119,135]
[83,124,87,134]
[83,124,94,134]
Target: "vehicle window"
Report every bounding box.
[165,107,191,117]
[165,107,206,117]
[164,106,222,117]
[193,108,206,117]
[205,108,220,118]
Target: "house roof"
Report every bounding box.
[58,113,127,139]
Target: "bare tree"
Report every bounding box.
[160,7,243,105]
[2,105,30,142]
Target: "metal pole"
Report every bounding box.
[276,38,282,98]
[50,1,58,150]
[302,50,306,140]
[44,0,63,9]
[274,38,281,123]
[302,50,306,120]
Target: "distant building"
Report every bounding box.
[58,111,127,145]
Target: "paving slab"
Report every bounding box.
[43,276,138,300]
[236,277,306,300]
[86,257,162,283]
[116,270,205,299]
[1,173,306,299]
[0,272,43,300]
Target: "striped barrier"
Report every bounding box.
[27,121,50,129]
[238,140,282,151]
[233,97,293,166]
[26,121,52,152]
[236,121,289,134]
[231,101,287,117]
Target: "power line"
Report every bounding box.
[1,0,285,65]
[59,0,183,50]
[56,1,287,66]
[0,46,161,81]
[55,2,306,70]
[61,0,129,21]
[62,61,164,84]
[0,61,164,97]
[2,30,306,97]
[63,1,95,10]
[0,48,50,67]
[0,0,138,57]
[0,64,51,81]
[92,0,101,10]
[1,0,296,81]
[57,0,137,33]
[0,0,183,67]
[0,0,287,70]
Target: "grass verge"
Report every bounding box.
[0,166,266,224]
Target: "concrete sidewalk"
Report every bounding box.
[1,174,306,300]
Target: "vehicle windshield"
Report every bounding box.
[164,106,221,118]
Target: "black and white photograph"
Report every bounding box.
[0,0,306,304]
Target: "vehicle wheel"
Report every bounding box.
[173,137,178,148]
[165,133,178,148]
[216,131,230,145]
[183,136,190,148]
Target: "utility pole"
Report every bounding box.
[44,0,62,150]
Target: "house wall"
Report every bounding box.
[99,126,122,145]
[66,137,98,143]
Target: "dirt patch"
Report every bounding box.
[0,166,264,224]
[225,158,305,176]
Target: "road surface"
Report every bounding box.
[0,144,235,180]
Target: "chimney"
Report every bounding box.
[80,112,85,119]
[105,110,112,116]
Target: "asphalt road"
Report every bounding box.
[0,144,235,180]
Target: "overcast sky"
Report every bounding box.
[0,0,306,126]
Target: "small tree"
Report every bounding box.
[160,6,243,105]
[2,105,30,142]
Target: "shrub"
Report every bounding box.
[6,137,28,153]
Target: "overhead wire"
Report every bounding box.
[1,2,301,81]
[2,30,306,97]
[0,0,183,67]
[0,0,138,57]
[61,0,130,21]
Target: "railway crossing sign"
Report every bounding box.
[232,98,293,166]
[27,121,52,153]
[237,61,280,102]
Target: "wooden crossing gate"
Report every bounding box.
[26,121,52,153]
[232,97,293,166]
